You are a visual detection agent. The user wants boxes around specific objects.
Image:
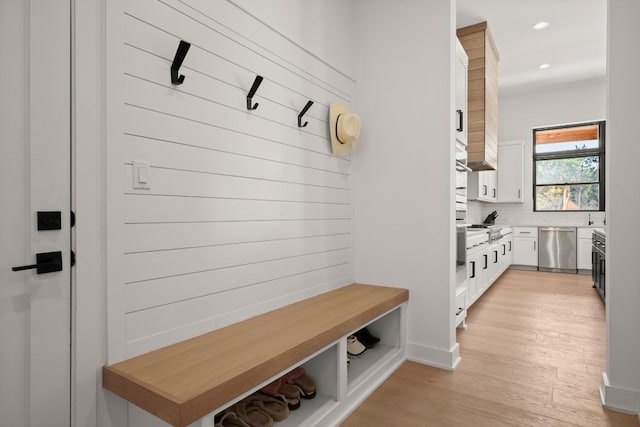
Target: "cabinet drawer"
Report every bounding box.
[514,227,537,237]
[577,228,593,239]
[578,228,603,239]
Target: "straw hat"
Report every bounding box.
[329,103,361,156]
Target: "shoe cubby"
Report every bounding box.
[277,343,340,427]
[346,306,404,396]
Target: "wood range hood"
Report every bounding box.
[457,22,500,171]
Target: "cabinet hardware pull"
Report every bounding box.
[470,261,476,278]
[456,109,464,132]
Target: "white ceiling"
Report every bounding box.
[456,0,607,94]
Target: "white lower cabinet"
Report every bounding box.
[577,228,594,271]
[466,251,481,304]
[466,232,489,306]
[465,228,513,311]
[487,242,500,283]
[513,227,538,267]
[498,228,513,271]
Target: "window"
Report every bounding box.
[533,121,605,211]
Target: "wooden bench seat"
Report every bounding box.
[102,283,409,427]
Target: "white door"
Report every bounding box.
[0,1,71,426]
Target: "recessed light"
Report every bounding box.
[539,63,551,69]
[533,21,550,30]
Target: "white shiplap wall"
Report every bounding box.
[111,0,356,358]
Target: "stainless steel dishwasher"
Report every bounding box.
[538,227,577,273]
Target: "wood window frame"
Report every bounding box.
[532,120,606,212]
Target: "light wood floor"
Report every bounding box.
[343,269,640,426]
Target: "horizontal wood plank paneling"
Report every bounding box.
[125,0,351,104]
[124,233,351,283]
[123,44,330,141]
[125,194,351,223]
[115,0,355,358]
[124,219,351,253]
[125,248,351,312]
[125,135,348,190]
[123,164,350,204]
[125,264,353,353]
[123,75,330,156]
[189,0,355,91]
[123,105,349,175]
[123,12,335,123]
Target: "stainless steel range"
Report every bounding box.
[468,224,503,243]
[592,229,605,301]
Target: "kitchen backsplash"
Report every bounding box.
[470,201,606,227]
[466,201,485,224]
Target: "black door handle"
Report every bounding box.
[12,251,63,274]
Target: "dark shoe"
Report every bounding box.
[355,327,380,349]
[283,367,317,400]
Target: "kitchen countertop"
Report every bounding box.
[484,224,606,237]
[495,224,605,229]
[466,228,489,236]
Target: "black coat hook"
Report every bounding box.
[298,101,314,127]
[247,75,264,110]
[171,40,191,85]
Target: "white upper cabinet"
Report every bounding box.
[497,140,524,203]
[468,170,497,202]
[455,38,468,147]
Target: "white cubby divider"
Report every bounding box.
[346,306,403,396]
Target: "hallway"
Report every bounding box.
[343,269,639,426]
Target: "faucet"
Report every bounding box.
[588,213,593,226]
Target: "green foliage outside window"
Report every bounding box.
[533,124,604,211]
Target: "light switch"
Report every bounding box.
[133,160,151,190]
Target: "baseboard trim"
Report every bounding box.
[508,265,538,271]
[406,342,461,371]
[600,371,640,415]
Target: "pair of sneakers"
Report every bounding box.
[347,327,380,358]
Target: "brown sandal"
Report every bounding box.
[283,367,316,399]
[247,393,289,421]
[215,411,251,427]
[260,377,301,410]
[232,399,272,427]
